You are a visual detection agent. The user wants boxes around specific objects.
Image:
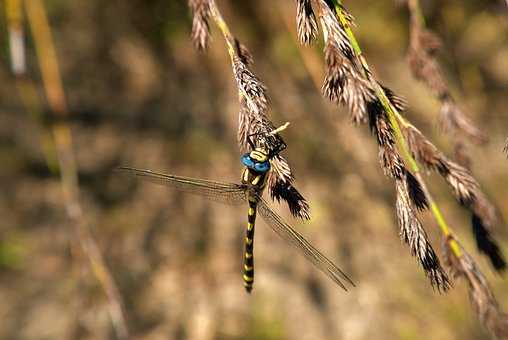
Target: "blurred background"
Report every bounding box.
[1,0,507,339]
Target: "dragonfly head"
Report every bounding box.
[241,148,271,173]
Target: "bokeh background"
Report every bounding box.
[1,0,508,339]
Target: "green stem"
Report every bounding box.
[208,0,265,117]
[209,0,235,58]
[329,0,462,257]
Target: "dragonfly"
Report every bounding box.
[119,124,354,293]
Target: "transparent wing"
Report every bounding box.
[257,197,354,291]
[118,167,247,205]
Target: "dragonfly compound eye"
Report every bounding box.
[241,154,255,168]
[254,161,270,173]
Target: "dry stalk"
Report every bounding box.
[5,0,26,75]
[292,0,507,335]
[406,0,505,273]
[5,0,58,171]
[6,0,130,338]
[186,0,310,220]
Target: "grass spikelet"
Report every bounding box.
[395,177,450,291]
[404,126,505,271]
[439,160,479,206]
[191,0,311,220]
[404,125,480,206]
[404,3,504,274]
[453,140,472,170]
[302,0,507,296]
[233,38,254,66]
[471,192,506,271]
[269,176,311,220]
[317,0,354,58]
[407,28,447,97]
[291,0,507,330]
[440,99,487,145]
[379,146,405,180]
[270,153,293,183]
[380,84,408,113]
[322,43,347,102]
[317,0,375,123]
[472,214,506,272]
[322,42,373,123]
[270,155,311,219]
[188,0,211,50]
[368,100,394,147]
[443,236,508,338]
[405,170,428,211]
[237,100,310,219]
[367,102,406,179]
[405,125,447,173]
[232,56,269,117]
[237,96,251,151]
[407,0,486,170]
[296,0,318,45]
[229,40,310,218]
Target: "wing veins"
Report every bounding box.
[257,198,354,290]
[118,167,247,205]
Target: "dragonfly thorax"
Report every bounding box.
[241,148,271,173]
[241,149,269,191]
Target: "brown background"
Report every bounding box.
[0,0,507,339]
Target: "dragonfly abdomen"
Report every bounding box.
[243,198,257,293]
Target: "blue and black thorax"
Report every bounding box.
[241,147,271,190]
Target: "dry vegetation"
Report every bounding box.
[1,0,507,339]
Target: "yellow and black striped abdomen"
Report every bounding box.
[243,198,257,293]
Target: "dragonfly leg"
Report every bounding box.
[243,200,257,293]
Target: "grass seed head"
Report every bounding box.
[296,0,318,45]
[442,237,508,338]
[188,0,212,50]
[396,178,450,292]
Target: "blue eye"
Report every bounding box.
[254,161,270,172]
[241,154,254,168]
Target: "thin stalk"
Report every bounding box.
[23,0,129,338]
[5,0,25,75]
[208,1,264,118]
[407,0,426,27]
[209,0,235,58]
[5,0,58,171]
[330,0,462,257]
